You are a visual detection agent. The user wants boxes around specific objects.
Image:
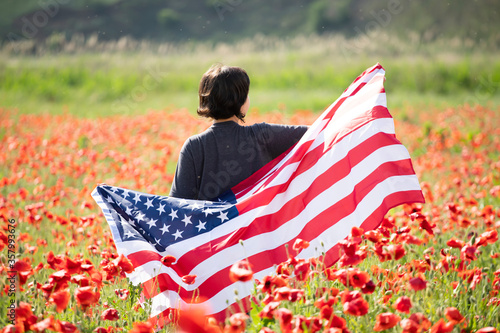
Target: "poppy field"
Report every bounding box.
[0,100,499,333]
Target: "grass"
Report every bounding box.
[1,34,500,118]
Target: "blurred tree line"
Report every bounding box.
[1,0,498,45]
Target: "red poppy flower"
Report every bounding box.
[31,316,57,332]
[275,308,293,333]
[400,318,419,333]
[16,302,38,332]
[294,315,321,333]
[91,271,103,289]
[129,321,154,333]
[309,317,323,333]
[365,230,384,243]
[339,239,358,257]
[314,295,338,310]
[331,268,369,288]
[259,301,280,319]
[410,213,435,235]
[328,315,347,330]
[294,261,310,281]
[374,244,405,262]
[181,274,197,285]
[408,276,427,291]
[49,289,70,313]
[351,226,364,237]
[487,297,500,306]
[13,259,31,272]
[341,290,369,316]
[101,308,120,321]
[338,253,363,267]
[475,229,498,247]
[64,256,82,275]
[443,307,463,324]
[430,319,454,333]
[361,280,376,294]
[288,288,305,302]
[373,312,401,331]
[56,321,79,333]
[71,274,90,287]
[394,296,412,313]
[292,238,310,251]
[318,304,334,322]
[401,234,424,245]
[387,244,406,260]
[460,244,478,261]
[115,288,130,300]
[160,255,176,267]
[476,328,498,333]
[273,286,303,302]
[48,270,71,293]
[229,260,253,283]
[94,327,109,333]
[176,306,210,333]
[274,286,291,301]
[348,268,370,288]
[225,312,249,333]
[276,262,291,276]
[257,275,287,294]
[112,254,135,273]
[446,238,465,248]
[74,286,100,310]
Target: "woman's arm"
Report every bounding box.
[262,123,309,158]
[169,141,200,200]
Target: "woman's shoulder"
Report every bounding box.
[247,122,308,134]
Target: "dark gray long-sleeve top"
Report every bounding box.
[169,121,308,200]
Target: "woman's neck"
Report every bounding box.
[213,115,240,124]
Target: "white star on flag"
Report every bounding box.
[172,229,183,240]
[169,209,178,220]
[217,211,229,223]
[157,203,166,215]
[182,215,192,227]
[195,220,206,232]
[145,198,154,209]
[135,212,146,222]
[146,218,157,229]
[133,192,142,204]
[160,224,170,235]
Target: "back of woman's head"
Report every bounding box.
[197,64,250,121]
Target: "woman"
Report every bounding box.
[170,64,308,200]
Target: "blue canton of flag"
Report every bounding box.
[95,185,238,252]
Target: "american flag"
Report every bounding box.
[91,63,425,326]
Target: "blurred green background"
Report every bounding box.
[1,0,499,117]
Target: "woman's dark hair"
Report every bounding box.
[197,64,250,121]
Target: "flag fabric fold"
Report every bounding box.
[91,63,425,326]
